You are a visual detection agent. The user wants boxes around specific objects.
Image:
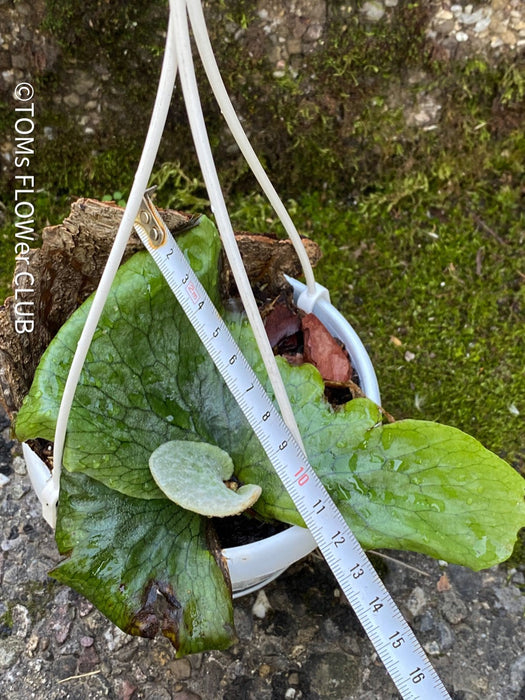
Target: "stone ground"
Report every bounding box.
[1,404,524,699]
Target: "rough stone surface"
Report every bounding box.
[0,0,523,172]
[426,0,525,58]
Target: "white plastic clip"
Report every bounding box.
[295,281,331,314]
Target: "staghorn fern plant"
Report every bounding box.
[15,215,525,657]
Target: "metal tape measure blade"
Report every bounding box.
[133,202,451,699]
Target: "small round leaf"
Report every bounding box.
[149,440,262,517]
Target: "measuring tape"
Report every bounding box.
[134,194,451,699]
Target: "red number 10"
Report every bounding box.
[294,466,309,486]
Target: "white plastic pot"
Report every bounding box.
[23,278,380,597]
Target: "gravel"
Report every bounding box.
[0,1,524,148]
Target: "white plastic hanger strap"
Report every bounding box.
[185,0,319,299]
[50,18,179,523]
[171,0,305,449]
[49,0,312,516]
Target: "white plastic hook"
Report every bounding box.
[296,281,331,314]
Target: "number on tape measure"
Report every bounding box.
[294,466,309,486]
[390,631,405,649]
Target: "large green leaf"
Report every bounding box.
[51,469,234,656]
[17,218,242,654]
[15,214,525,655]
[333,418,524,566]
[233,339,525,569]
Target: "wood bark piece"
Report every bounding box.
[0,198,321,418]
[220,230,322,301]
[302,313,353,384]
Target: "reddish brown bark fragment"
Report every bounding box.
[301,313,353,383]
